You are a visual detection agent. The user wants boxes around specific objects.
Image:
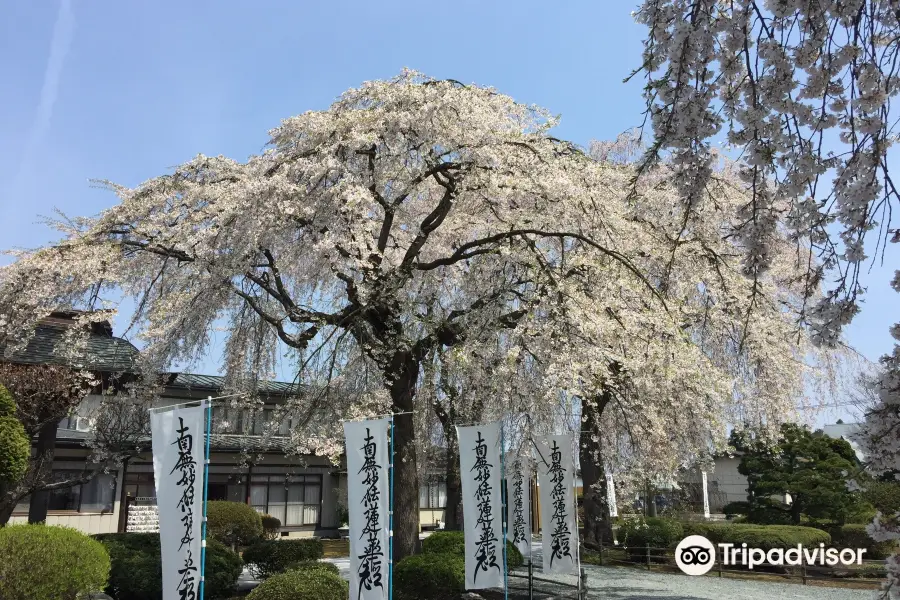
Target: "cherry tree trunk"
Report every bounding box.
[27,420,58,524]
[442,431,462,531]
[579,391,612,548]
[388,359,420,561]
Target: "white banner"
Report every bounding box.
[605,472,618,518]
[344,419,391,600]
[506,457,531,558]
[701,471,710,518]
[536,434,578,575]
[151,405,206,600]
[458,422,504,590]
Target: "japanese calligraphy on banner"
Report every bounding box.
[506,458,532,558]
[605,472,618,518]
[344,419,391,600]
[701,471,710,519]
[536,434,578,575]
[457,422,504,590]
[151,405,206,600]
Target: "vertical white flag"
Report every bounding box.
[605,472,618,518]
[701,471,710,519]
[151,405,206,600]
[458,422,504,590]
[344,419,391,600]
[506,458,531,558]
[536,434,578,575]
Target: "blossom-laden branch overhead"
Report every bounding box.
[633,3,900,595]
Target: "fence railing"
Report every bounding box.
[587,541,885,587]
[506,561,588,599]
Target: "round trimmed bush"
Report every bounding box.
[207,500,264,548]
[97,533,242,599]
[287,560,341,577]
[0,524,110,600]
[261,514,282,540]
[422,530,523,567]
[395,553,465,600]
[619,517,684,560]
[243,538,326,578]
[247,568,348,600]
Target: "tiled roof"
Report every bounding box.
[0,323,140,373]
[162,373,305,397]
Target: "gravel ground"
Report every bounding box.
[238,535,878,600]
[574,564,877,600]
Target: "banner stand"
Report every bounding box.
[198,398,212,600]
[500,423,508,600]
[389,416,395,600]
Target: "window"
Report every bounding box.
[124,472,157,500]
[250,475,321,526]
[419,480,447,509]
[15,471,116,514]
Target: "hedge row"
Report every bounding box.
[680,521,832,550]
[94,532,243,599]
[243,538,325,578]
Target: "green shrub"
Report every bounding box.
[619,517,684,560]
[207,500,264,548]
[422,530,523,567]
[681,523,830,550]
[395,553,465,600]
[247,568,348,600]
[0,384,28,485]
[243,538,325,578]
[97,533,242,599]
[261,514,282,540]
[830,524,898,560]
[865,481,900,515]
[422,530,466,555]
[722,501,750,516]
[287,560,341,577]
[0,524,110,600]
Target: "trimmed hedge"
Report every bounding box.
[261,514,282,540]
[619,518,684,560]
[395,553,465,600]
[207,500,264,548]
[96,533,242,599]
[287,560,341,577]
[421,530,524,568]
[247,568,348,600]
[830,524,897,560]
[0,524,110,600]
[243,538,325,578]
[680,522,831,550]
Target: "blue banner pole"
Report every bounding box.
[501,421,508,600]
[199,397,212,600]
[389,414,395,600]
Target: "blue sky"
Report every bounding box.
[1,1,895,423]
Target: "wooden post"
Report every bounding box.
[580,567,588,600]
[802,562,807,585]
[646,543,651,570]
[718,546,723,578]
[599,539,603,567]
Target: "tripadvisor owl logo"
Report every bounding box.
[674,534,869,576]
[675,535,716,575]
